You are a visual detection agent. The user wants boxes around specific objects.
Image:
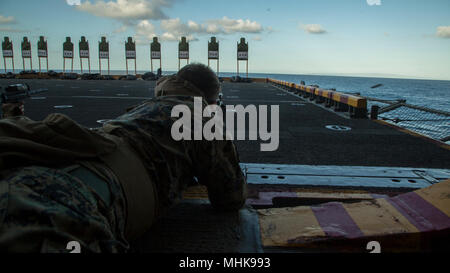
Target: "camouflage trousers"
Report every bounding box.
[0,165,129,253]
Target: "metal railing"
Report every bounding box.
[366,97,450,142]
[269,80,449,143]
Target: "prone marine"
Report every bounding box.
[0,63,247,253]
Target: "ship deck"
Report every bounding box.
[1,78,449,252]
[1,78,449,168]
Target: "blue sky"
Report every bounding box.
[0,0,449,80]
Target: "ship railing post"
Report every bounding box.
[370,105,379,120]
[12,44,15,73]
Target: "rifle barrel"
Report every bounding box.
[1,88,48,103]
[27,88,48,96]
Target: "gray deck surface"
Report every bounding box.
[1,79,449,168]
[1,78,449,253]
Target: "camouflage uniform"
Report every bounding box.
[0,165,128,253]
[0,75,247,253]
[0,113,129,253]
[105,95,247,212]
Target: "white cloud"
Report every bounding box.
[252,36,262,41]
[160,17,263,36]
[206,16,263,34]
[367,0,381,6]
[135,19,198,42]
[436,26,450,39]
[66,0,81,6]
[136,20,156,39]
[160,18,198,35]
[300,24,327,34]
[206,24,220,34]
[0,27,28,33]
[76,0,174,21]
[74,2,269,42]
[160,32,196,42]
[0,15,15,24]
[156,17,264,41]
[184,35,198,42]
[161,32,177,41]
[0,15,24,32]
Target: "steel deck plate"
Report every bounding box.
[240,163,450,189]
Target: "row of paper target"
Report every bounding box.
[2,37,249,60]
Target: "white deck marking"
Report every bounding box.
[71,95,148,99]
[54,105,73,109]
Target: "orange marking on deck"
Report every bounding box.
[258,206,325,247]
[344,198,420,236]
[415,179,450,217]
[257,180,450,250]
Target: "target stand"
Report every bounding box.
[208,37,219,75]
[237,37,249,78]
[98,36,110,75]
[125,37,136,75]
[37,36,48,73]
[150,37,161,73]
[178,36,189,71]
[2,37,15,73]
[63,37,74,73]
[21,37,32,71]
[79,36,90,74]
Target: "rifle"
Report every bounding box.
[1,84,48,117]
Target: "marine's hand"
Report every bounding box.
[1,102,24,118]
